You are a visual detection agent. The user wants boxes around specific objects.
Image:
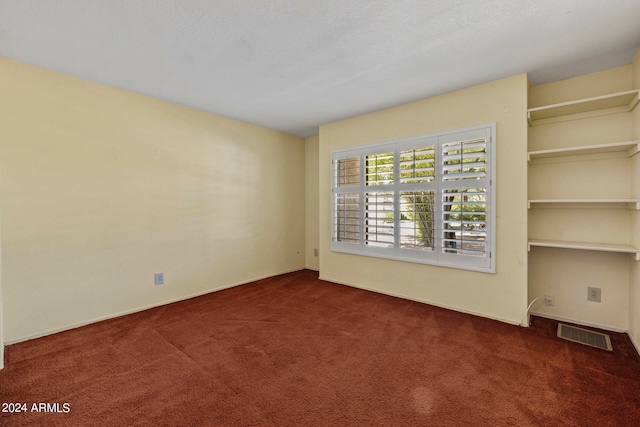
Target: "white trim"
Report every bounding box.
[5,268,305,346]
[331,122,496,273]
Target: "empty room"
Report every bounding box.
[1,1,640,425]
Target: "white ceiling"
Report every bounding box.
[1,0,640,138]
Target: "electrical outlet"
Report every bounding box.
[544,294,555,306]
[314,249,318,257]
[587,287,601,302]
[155,273,164,285]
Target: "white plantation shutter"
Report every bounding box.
[335,192,360,243]
[364,191,394,249]
[439,129,490,269]
[332,152,362,252]
[399,146,435,184]
[331,124,495,273]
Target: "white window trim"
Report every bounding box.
[331,123,496,273]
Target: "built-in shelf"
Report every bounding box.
[528,199,640,209]
[527,89,640,126]
[527,140,639,162]
[528,239,640,260]
[527,88,640,261]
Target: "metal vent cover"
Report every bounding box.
[557,323,612,351]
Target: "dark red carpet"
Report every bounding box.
[1,269,639,426]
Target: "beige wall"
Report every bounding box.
[630,50,640,350]
[528,65,635,331]
[319,74,529,324]
[528,65,633,109]
[0,58,306,343]
[305,136,320,271]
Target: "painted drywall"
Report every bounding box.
[305,136,320,271]
[319,74,529,325]
[528,65,634,331]
[0,58,305,343]
[630,49,640,350]
[529,248,629,329]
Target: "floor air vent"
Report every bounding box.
[557,323,612,351]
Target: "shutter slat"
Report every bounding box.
[442,140,486,152]
[442,171,486,180]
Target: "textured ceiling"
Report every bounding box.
[1,0,640,138]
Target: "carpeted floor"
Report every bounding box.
[1,269,639,426]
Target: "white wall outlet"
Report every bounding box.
[544,294,555,306]
[314,249,318,257]
[155,273,164,285]
[587,287,601,302]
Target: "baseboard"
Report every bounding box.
[318,275,521,327]
[530,311,628,333]
[6,267,305,346]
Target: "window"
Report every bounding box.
[331,123,495,273]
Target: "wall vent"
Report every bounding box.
[557,323,612,351]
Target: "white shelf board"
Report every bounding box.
[527,140,639,162]
[528,199,640,209]
[527,90,640,126]
[528,239,640,260]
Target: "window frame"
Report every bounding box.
[331,123,496,273]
